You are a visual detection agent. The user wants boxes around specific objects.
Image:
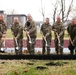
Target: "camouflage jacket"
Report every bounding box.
[40,23,52,38]
[67,23,76,41]
[52,21,64,37]
[11,22,23,38]
[24,20,37,38]
[0,20,7,33]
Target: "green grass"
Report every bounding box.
[0,60,75,75]
[6,29,26,38]
[6,29,12,38]
[6,29,69,39]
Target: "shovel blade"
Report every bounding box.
[29,41,32,44]
[46,44,48,47]
[16,47,19,50]
[1,48,3,51]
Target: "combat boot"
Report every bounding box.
[47,47,50,55]
[30,50,34,55]
[47,50,50,55]
[42,46,45,55]
[19,47,23,55]
[60,47,63,55]
[15,49,19,55]
[74,48,76,55]
[70,50,74,55]
[56,49,59,55]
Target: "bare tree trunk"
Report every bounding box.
[61,0,65,22]
[11,9,15,24]
[40,0,45,22]
[53,2,58,23]
[52,0,74,23]
[7,9,16,28]
[65,0,73,21]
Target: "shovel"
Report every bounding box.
[15,38,19,50]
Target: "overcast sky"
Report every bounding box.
[0,0,76,22]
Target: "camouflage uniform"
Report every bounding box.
[67,23,76,54]
[24,20,37,54]
[52,21,64,55]
[41,23,52,55]
[11,22,23,55]
[0,20,7,51]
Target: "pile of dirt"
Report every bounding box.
[45,61,69,66]
[36,66,47,70]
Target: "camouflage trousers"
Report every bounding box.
[42,37,51,55]
[0,38,2,50]
[54,37,64,55]
[27,37,36,54]
[14,38,23,55]
[69,40,76,55]
[69,45,75,55]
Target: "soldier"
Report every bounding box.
[24,14,37,55]
[40,18,52,55]
[0,15,7,52]
[11,17,23,55]
[67,19,76,55]
[52,16,64,55]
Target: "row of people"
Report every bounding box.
[0,14,76,55]
[24,14,64,55]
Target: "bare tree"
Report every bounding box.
[52,0,73,23]
[61,0,65,22]
[60,0,73,22]
[72,7,76,18]
[65,0,73,21]
[7,9,16,28]
[40,0,45,22]
[10,9,16,24]
[52,1,58,23]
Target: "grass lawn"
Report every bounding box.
[2,29,72,75]
[6,29,26,39]
[0,60,75,75]
[6,29,69,39]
